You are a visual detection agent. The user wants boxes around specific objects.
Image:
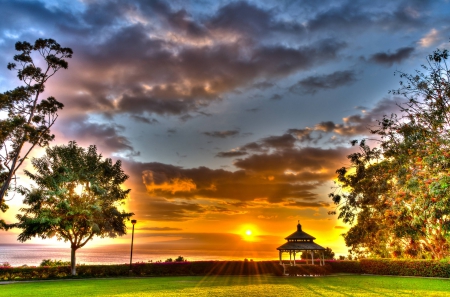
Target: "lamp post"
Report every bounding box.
[129,219,137,272]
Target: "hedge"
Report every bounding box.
[325,260,362,274]
[0,261,284,281]
[3,259,449,281]
[360,259,450,278]
[286,264,332,276]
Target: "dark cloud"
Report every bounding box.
[369,47,415,67]
[287,128,313,142]
[261,134,297,150]
[283,200,330,208]
[289,70,358,94]
[209,1,274,37]
[233,147,350,174]
[314,98,403,136]
[1,0,350,125]
[270,94,282,100]
[140,198,207,221]
[137,161,330,204]
[59,116,139,155]
[306,1,428,34]
[68,19,346,117]
[203,130,240,138]
[131,115,159,124]
[137,227,182,231]
[334,226,347,230]
[252,81,275,90]
[216,151,248,158]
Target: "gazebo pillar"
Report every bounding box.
[311,251,314,265]
[293,251,296,266]
[289,250,292,265]
[279,250,282,265]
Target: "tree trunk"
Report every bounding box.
[71,246,78,276]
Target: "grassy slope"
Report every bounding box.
[1,275,450,297]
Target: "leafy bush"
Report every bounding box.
[360,259,450,277]
[286,264,331,276]
[325,260,362,273]
[40,259,71,267]
[0,261,285,280]
[175,256,185,262]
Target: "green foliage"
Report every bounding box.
[14,141,133,275]
[360,259,450,278]
[286,264,331,276]
[40,259,70,267]
[330,48,450,259]
[0,261,284,280]
[0,39,72,211]
[326,260,362,273]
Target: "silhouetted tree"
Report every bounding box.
[0,38,72,225]
[15,141,133,275]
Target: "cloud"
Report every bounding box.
[283,200,330,209]
[132,159,342,205]
[313,98,403,136]
[334,226,347,230]
[270,94,282,100]
[131,115,159,124]
[419,28,440,48]
[216,150,248,158]
[138,227,182,231]
[58,116,139,156]
[203,130,240,138]
[369,47,415,67]
[289,70,358,95]
[287,128,313,142]
[252,81,275,90]
[306,1,427,34]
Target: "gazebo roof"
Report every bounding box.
[284,222,316,240]
[277,241,325,251]
[276,221,325,251]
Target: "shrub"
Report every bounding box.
[286,265,331,276]
[360,259,450,278]
[0,261,285,280]
[40,259,71,267]
[325,260,362,273]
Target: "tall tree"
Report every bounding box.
[15,141,133,275]
[0,38,72,219]
[330,49,450,259]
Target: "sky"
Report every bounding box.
[1,0,450,260]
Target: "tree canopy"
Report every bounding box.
[0,38,72,225]
[330,48,450,259]
[15,141,133,275]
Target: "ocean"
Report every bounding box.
[0,244,277,267]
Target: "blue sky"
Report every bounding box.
[1,0,450,256]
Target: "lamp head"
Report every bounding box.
[131,219,137,225]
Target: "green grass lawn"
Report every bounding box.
[1,275,449,296]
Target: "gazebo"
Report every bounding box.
[277,221,326,266]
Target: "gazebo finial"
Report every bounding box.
[297,220,302,231]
